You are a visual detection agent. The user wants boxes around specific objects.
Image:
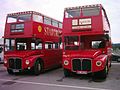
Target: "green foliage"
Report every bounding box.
[112,43,120,51]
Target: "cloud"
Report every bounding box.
[0,0,120,43]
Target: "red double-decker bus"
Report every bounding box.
[62,4,112,79]
[4,11,62,75]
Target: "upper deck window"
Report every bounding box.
[44,17,51,25]
[7,16,17,23]
[59,22,62,28]
[82,6,100,16]
[33,14,43,23]
[52,20,58,27]
[18,14,31,22]
[7,14,31,23]
[65,8,80,18]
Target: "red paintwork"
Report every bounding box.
[4,21,33,38]
[62,4,112,74]
[4,11,62,71]
[63,16,103,34]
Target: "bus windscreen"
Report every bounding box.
[82,6,100,16]
[65,9,80,18]
[7,14,31,23]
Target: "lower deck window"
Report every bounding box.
[17,43,27,50]
[45,42,53,49]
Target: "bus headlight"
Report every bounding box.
[64,60,69,65]
[25,60,30,65]
[96,61,102,66]
[4,60,7,64]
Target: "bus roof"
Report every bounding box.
[64,4,102,11]
[7,11,62,23]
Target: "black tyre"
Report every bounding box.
[64,69,71,77]
[109,61,112,67]
[100,65,108,79]
[117,58,120,62]
[7,69,14,75]
[33,60,43,75]
[94,65,108,79]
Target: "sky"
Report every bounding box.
[0,0,120,43]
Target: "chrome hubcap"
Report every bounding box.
[38,63,41,71]
[105,66,108,73]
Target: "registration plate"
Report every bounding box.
[76,71,87,74]
[13,69,19,73]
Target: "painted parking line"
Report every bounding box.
[0,78,110,90]
[111,63,120,65]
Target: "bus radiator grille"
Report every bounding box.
[9,58,22,69]
[72,58,91,71]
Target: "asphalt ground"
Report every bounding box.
[0,62,120,90]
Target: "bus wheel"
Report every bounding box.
[34,60,43,75]
[94,65,108,79]
[100,65,108,79]
[110,60,112,67]
[7,69,14,75]
[64,69,71,77]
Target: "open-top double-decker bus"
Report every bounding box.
[4,11,62,75]
[62,4,112,79]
